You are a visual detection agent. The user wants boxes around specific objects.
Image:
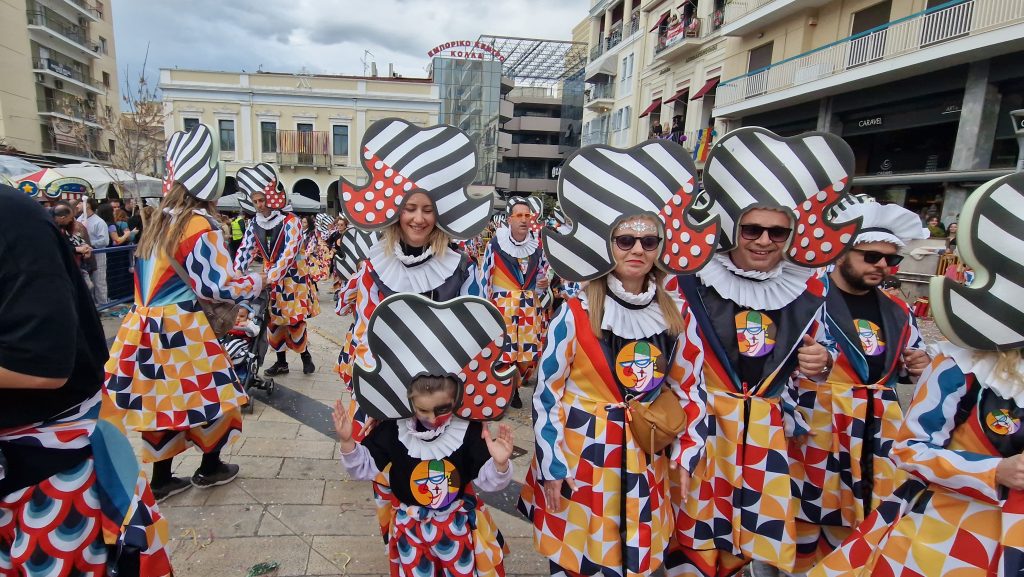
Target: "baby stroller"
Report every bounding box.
[229,288,276,414]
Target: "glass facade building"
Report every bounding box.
[433,57,502,186]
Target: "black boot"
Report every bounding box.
[510,388,523,409]
[301,351,316,375]
[265,352,289,376]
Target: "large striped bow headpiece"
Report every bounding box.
[931,172,1024,351]
[352,294,516,421]
[333,228,380,282]
[543,139,720,283]
[163,124,224,201]
[339,118,492,239]
[701,127,859,267]
[236,163,288,211]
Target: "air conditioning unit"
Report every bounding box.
[35,73,45,83]
[54,80,64,90]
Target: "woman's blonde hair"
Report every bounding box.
[136,183,218,260]
[992,349,1024,383]
[584,214,685,337]
[382,221,451,256]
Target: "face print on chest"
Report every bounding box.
[735,311,777,358]
[986,409,1022,436]
[615,341,666,394]
[410,459,460,509]
[854,319,886,356]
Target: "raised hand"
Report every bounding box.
[482,423,514,472]
[797,334,830,377]
[332,399,356,453]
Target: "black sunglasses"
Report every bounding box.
[851,248,904,266]
[739,224,792,243]
[613,235,661,251]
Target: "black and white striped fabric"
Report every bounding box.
[315,213,334,236]
[506,196,528,215]
[238,192,255,215]
[333,228,380,281]
[702,127,857,261]
[164,123,223,201]
[222,338,251,364]
[543,139,718,282]
[527,196,544,215]
[931,172,1024,351]
[352,294,514,421]
[492,213,507,228]
[826,193,875,222]
[340,118,492,239]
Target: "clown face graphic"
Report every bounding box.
[736,311,776,358]
[855,319,885,356]
[615,341,665,393]
[411,459,458,509]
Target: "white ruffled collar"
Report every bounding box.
[932,341,1024,406]
[255,211,285,229]
[697,253,814,310]
[495,226,538,259]
[396,417,469,460]
[591,275,668,340]
[368,241,461,293]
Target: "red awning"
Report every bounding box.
[690,77,720,100]
[649,12,670,32]
[663,88,689,104]
[638,98,663,118]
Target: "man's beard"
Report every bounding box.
[838,259,881,292]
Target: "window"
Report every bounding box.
[219,119,235,151]
[748,42,774,73]
[183,117,199,131]
[108,139,115,156]
[99,37,108,55]
[332,125,349,157]
[261,121,277,153]
[102,71,110,87]
[104,105,112,120]
[620,53,634,95]
[297,123,313,132]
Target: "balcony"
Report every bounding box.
[276,130,331,168]
[585,82,615,112]
[715,0,1024,117]
[495,171,511,189]
[498,131,513,151]
[33,58,105,94]
[52,0,102,22]
[506,143,562,159]
[509,177,557,194]
[41,133,109,162]
[38,97,102,128]
[654,17,713,62]
[582,130,610,146]
[503,116,562,132]
[720,0,833,37]
[499,99,514,121]
[26,9,99,59]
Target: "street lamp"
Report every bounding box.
[1011,109,1024,172]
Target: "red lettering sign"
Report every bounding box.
[427,40,506,62]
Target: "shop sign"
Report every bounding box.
[428,41,506,62]
[857,116,883,128]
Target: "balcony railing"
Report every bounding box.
[65,0,102,19]
[582,131,610,146]
[722,0,776,27]
[276,130,331,167]
[716,0,1023,108]
[32,58,102,88]
[590,42,605,62]
[606,22,624,50]
[585,82,616,102]
[655,17,709,55]
[42,136,109,161]
[38,98,99,123]
[26,9,98,53]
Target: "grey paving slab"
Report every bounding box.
[204,478,326,506]
[265,503,380,537]
[169,535,310,577]
[238,437,336,459]
[279,457,348,481]
[163,504,264,538]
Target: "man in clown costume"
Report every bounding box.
[788,197,932,573]
[667,127,857,577]
[479,196,550,408]
[234,163,320,376]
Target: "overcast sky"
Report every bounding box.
[111,0,590,89]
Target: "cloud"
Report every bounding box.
[112,0,589,84]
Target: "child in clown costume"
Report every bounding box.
[809,171,1024,577]
[518,140,712,577]
[233,163,320,376]
[334,293,516,577]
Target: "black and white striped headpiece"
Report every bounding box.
[163,124,224,201]
[236,163,288,211]
[315,213,334,236]
[333,228,380,281]
[238,192,255,215]
[353,294,515,421]
[543,139,720,282]
[506,196,529,215]
[339,119,492,239]
[702,127,859,267]
[492,213,507,228]
[931,172,1024,351]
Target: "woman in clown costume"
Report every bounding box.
[517,140,712,577]
[334,293,517,577]
[810,171,1024,577]
[102,124,264,501]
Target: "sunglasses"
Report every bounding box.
[613,235,661,251]
[739,225,792,243]
[851,249,904,266]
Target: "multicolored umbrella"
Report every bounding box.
[14,167,93,202]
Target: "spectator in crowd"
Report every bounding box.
[230,212,246,256]
[946,221,958,250]
[125,196,144,239]
[52,201,94,286]
[926,215,946,238]
[102,206,136,302]
[0,182,172,575]
[78,197,109,305]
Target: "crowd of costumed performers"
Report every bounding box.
[7,113,1024,577]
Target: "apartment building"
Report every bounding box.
[498,86,568,196]
[0,0,121,163]
[158,68,441,211]
[578,0,1024,220]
